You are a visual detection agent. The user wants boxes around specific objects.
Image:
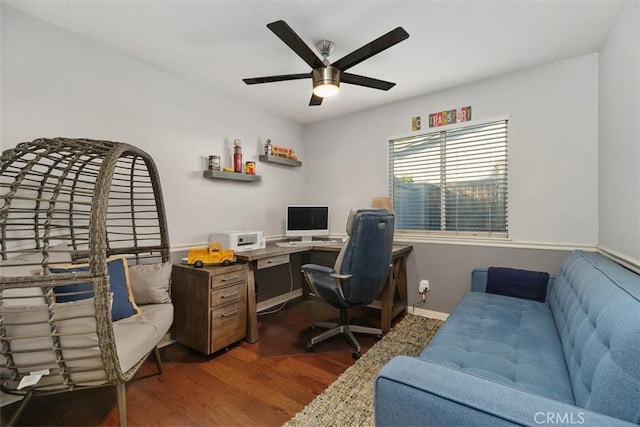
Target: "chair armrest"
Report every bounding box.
[301,264,334,275]
[375,356,635,427]
[300,264,352,280]
[330,272,353,280]
[301,263,354,301]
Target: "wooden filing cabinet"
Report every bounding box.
[171,263,247,354]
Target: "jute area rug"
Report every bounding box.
[284,314,443,427]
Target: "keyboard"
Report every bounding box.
[275,241,313,247]
[275,240,340,247]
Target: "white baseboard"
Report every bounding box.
[409,306,450,321]
[256,294,449,323]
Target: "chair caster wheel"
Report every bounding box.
[376,335,382,341]
[310,325,317,332]
[352,351,361,360]
[306,344,315,352]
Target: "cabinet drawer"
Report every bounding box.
[210,300,246,353]
[257,254,290,270]
[210,269,246,288]
[211,282,246,306]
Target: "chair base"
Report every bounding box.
[307,311,381,359]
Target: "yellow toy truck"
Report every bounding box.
[187,242,236,268]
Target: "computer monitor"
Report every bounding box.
[285,205,330,242]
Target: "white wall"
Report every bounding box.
[598,1,640,266]
[5,4,635,313]
[304,54,600,311]
[305,54,600,247]
[1,6,307,247]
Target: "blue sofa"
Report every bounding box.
[375,250,640,426]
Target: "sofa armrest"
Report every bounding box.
[471,267,555,302]
[375,356,635,427]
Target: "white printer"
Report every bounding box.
[209,230,265,252]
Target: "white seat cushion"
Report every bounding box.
[113,303,173,373]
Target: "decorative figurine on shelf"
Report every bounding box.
[264,138,273,155]
[233,139,242,173]
[271,144,298,161]
[245,161,256,175]
[208,155,220,171]
[185,242,237,268]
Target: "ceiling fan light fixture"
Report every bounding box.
[312,66,340,98]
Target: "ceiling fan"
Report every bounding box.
[242,20,409,106]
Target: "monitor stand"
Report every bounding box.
[276,237,333,247]
[287,236,315,246]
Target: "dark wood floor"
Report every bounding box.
[2,297,384,426]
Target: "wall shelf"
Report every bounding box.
[203,170,261,182]
[259,154,302,167]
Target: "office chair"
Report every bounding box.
[301,208,395,359]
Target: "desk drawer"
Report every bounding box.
[210,269,246,288]
[257,254,290,270]
[210,300,246,353]
[211,282,246,306]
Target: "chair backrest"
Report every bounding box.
[1,138,171,394]
[334,209,395,305]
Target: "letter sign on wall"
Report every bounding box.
[429,106,472,128]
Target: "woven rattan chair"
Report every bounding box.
[0,138,173,426]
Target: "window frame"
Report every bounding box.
[388,115,509,240]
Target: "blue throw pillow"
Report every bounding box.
[486,267,549,302]
[51,257,141,320]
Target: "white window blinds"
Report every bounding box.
[389,119,508,237]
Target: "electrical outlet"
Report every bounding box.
[418,280,430,301]
[419,279,430,293]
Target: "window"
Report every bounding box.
[389,118,508,237]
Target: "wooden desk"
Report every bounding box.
[236,242,413,343]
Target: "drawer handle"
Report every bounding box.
[221,291,239,299]
[222,308,238,318]
[222,275,239,281]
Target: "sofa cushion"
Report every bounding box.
[421,292,574,404]
[113,303,173,373]
[2,298,109,390]
[50,257,141,321]
[486,267,549,302]
[548,250,640,423]
[0,244,72,277]
[128,262,172,304]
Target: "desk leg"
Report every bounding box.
[381,254,409,334]
[381,269,393,334]
[246,261,258,343]
[395,255,408,314]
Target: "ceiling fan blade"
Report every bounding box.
[243,73,310,85]
[267,20,324,70]
[331,27,409,72]
[341,73,396,91]
[309,94,323,106]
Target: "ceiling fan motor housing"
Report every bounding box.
[312,65,340,97]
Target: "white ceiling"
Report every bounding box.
[6,1,621,124]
